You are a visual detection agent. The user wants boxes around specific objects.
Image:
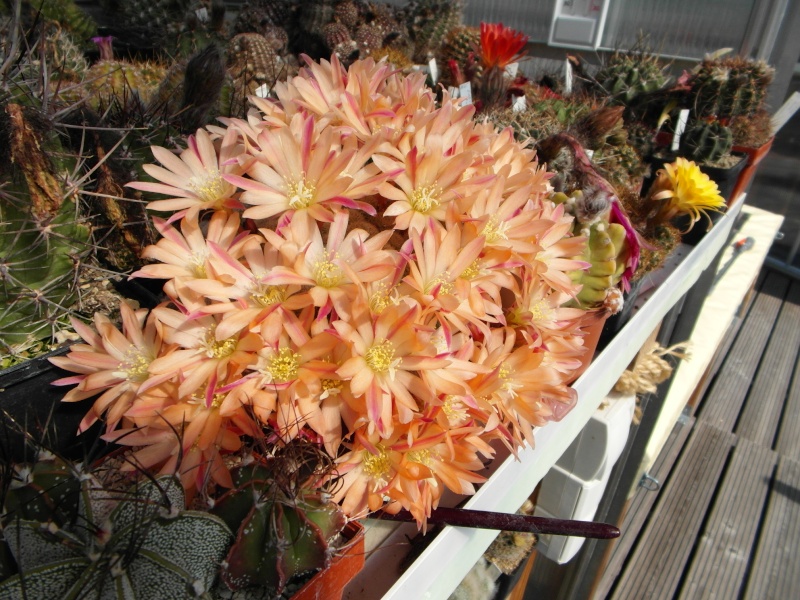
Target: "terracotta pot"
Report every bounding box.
[568,311,610,384]
[292,520,366,600]
[729,136,775,205]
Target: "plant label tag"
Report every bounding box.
[448,86,459,98]
[672,108,690,152]
[564,59,573,96]
[585,148,595,160]
[771,91,800,134]
[428,58,439,85]
[512,94,526,113]
[458,82,473,105]
[505,62,519,78]
[255,84,270,98]
[195,7,209,22]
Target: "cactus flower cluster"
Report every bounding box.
[47,55,630,529]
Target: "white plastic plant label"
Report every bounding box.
[505,62,519,78]
[671,108,690,152]
[255,84,270,98]
[458,82,472,105]
[428,58,439,85]
[512,95,526,113]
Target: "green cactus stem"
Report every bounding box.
[213,451,347,597]
[681,119,734,164]
[0,473,233,599]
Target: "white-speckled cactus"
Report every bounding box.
[0,472,233,599]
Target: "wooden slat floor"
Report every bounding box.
[596,268,800,599]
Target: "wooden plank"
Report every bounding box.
[697,272,789,432]
[773,281,800,461]
[592,416,695,600]
[677,437,777,599]
[744,457,800,599]
[736,279,800,446]
[610,422,735,600]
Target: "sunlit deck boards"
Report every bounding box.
[599,268,800,599]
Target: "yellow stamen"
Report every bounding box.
[407,448,434,467]
[408,184,442,213]
[313,256,344,288]
[285,177,316,209]
[267,347,301,383]
[119,349,149,382]
[529,299,553,322]
[460,259,481,280]
[481,215,509,244]
[425,272,454,295]
[188,169,226,203]
[251,284,285,307]
[362,444,391,488]
[365,338,395,374]
[189,251,208,278]
[442,395,468,424]
[205,328,237,359]
[369,283,392,314]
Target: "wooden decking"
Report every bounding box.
[595,268,800,599]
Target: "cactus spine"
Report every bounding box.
[0,467,232,600]
[681,119,734,163]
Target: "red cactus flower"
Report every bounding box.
[479,23,528,69]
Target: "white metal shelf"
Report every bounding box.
[345,196,745,600]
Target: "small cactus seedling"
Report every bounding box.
[0,469,233,600]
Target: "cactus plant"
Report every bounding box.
[594,49,670,105]
[681,119,734,164]
[0,467,233,599]
[690,55,775,121]
[212,440,349,598]
[406,0,463,63]
[552,191,632,312]
[0,103,93,358]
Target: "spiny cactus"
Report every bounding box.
[406,0,463,63]
[225,32,286,116]
[681,119,734,164]
[437,25,480,87]
[0,468,233,600]
[594,50,669,105]
[690,55,775,120]
[213,440,348,597]
[0,103,93,358]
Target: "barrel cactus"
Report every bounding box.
[594,50,669,104]
[689,55,775,120]
[681,119,734,164]
[212,445,349,598]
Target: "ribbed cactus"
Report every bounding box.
[437,25,480,86]
[406,0,463,63]
[552,190,632,312]
[595,51,669,104]
[213,447,347,597]
[0,104,92,358]
[681,119,733,163]
[0,470,232,599]
[690,55,775,120]
[83,57,168,110]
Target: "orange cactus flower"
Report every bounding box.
[479,22,529,69]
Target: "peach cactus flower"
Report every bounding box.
[126,127,246,221]
[50,302,170,433]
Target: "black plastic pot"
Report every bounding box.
[0,348,105,464]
